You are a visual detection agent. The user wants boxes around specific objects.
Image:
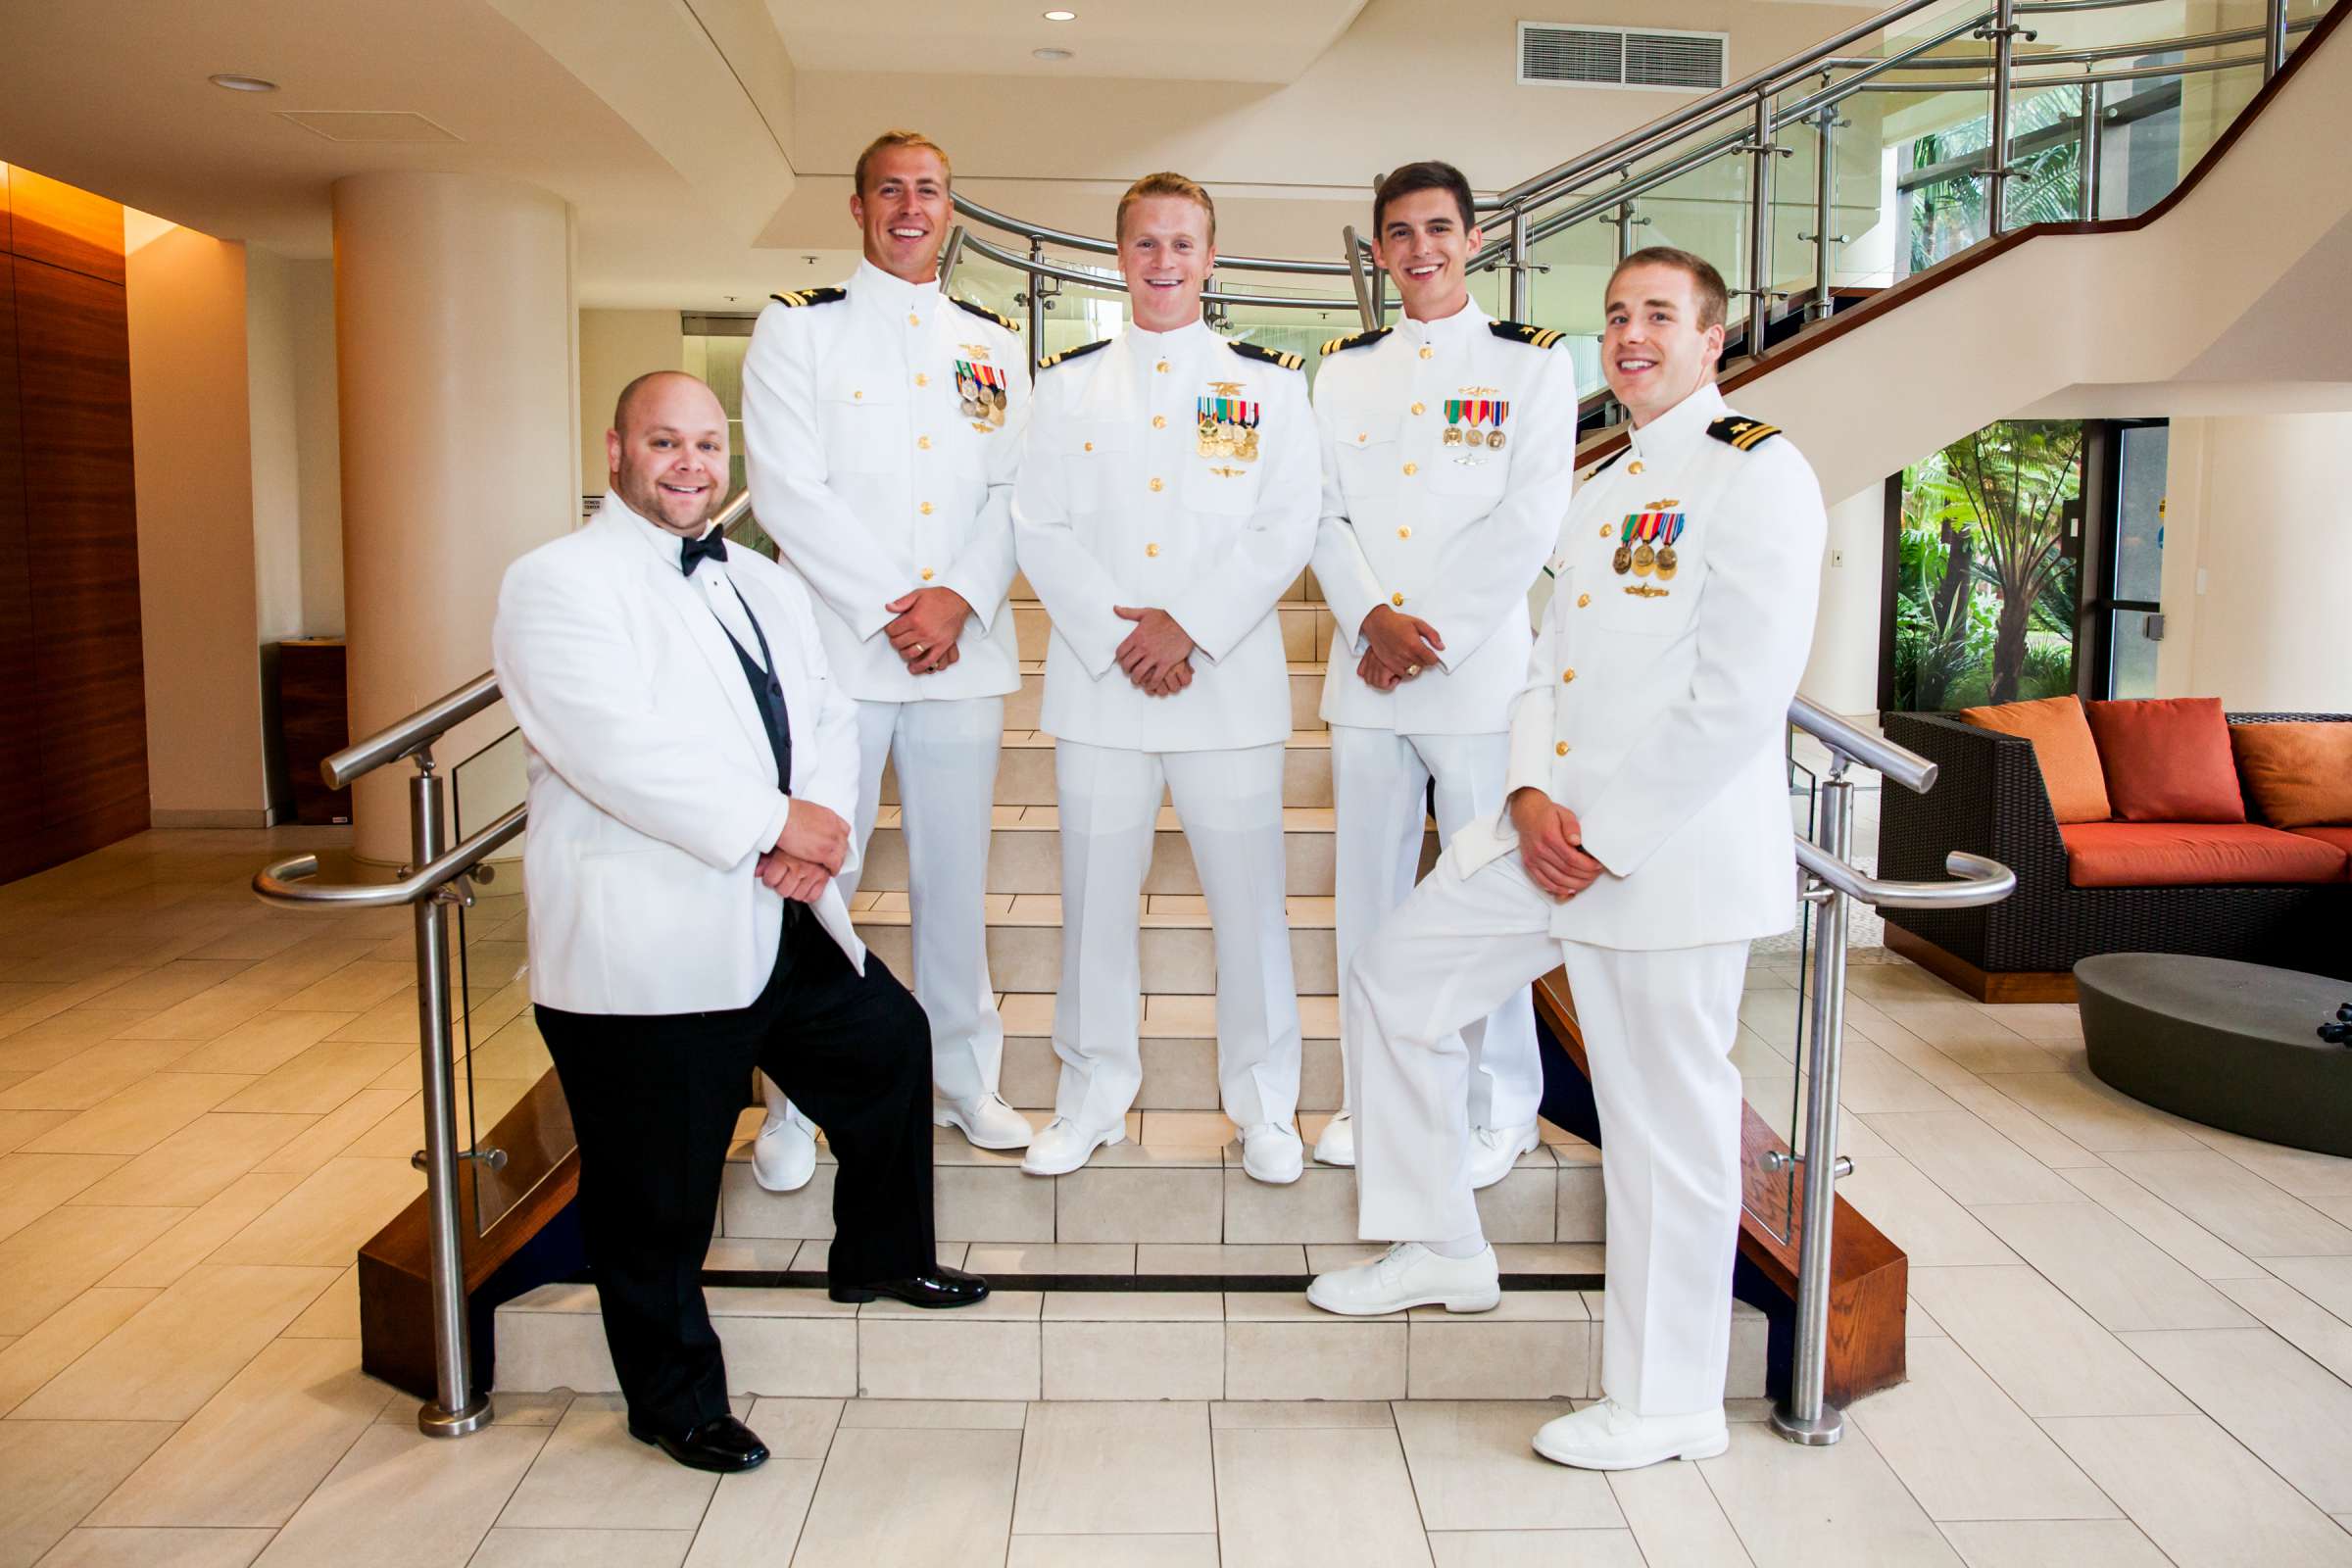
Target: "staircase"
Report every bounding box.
[490,568,1771,1404]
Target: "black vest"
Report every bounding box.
[715,585,792,791]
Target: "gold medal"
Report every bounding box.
[1655,546,1677,580]
[1487,429,1505,450]
[960,396,982,418]
[1612,544,1634,574]
[1236,428,1259,462]
[1633,542,1656,576]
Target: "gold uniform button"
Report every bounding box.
[1397,526,1411,539]
[920,567,935,581]
[853,390,863,401]
[1391,592,1405,608]
[1083,441,1095,453]
[914,372,929,387]
[1562,668,1577,684]
[1152,415,1167,429]
[1555,741,1570,757]
[907,313,920,326]
[917,435,932,450]
[1629,461,1644,475]
[1598,525,1612,538]
[1410,402,1426,416]
[1577,593,1592,609]
[1418,346,1434,360]
[1149,476,1164,492]
[1155,360,1170,374]
[1147,543,1161,558]
[918,502,934,515]
[1402,463,1418,477]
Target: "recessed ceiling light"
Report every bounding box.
[1033,46,1073,61]
[209,73,278,92]
[1043,9,1077,20]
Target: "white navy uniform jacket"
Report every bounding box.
[1310,302,1583,735]
[1452,382,1826,950]
[492,497,865,1015]
[740,260,1029,704]
[1011,320,1318,752]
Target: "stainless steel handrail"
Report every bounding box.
[953,192,1354,275]
[1790,696,1936,793]
[254,806,525,909]
[321,674,502,791]
[960,233,1360,313]
[1797,841,2017,906]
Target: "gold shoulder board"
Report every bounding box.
[1706,416,1783,451]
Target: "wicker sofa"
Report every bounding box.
[1877,710,2352,1002]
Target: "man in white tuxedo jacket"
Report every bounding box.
[494,372,986,1476]
[1307,249,1826,1474]
[739,129,1034,1188]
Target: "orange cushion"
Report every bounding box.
[1958,696,2113,824]
[2290,827,2352,880]
[2230,723,2352,828]
[2083,698,2246,823]
[2059,822,2346,888]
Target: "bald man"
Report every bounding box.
[493,371,987,1477]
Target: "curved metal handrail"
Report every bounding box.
[959,232,1359,312]
[1798,841,2016,908]
[1789,696,1937,795]
[253,806,526,910]
[952,193,1355,276]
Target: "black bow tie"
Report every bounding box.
[680,531,727,576]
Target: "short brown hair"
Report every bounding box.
[1373,162,1477,237]
[1607,246,1730,332]
[1115,172,1216,243]
[854,130,952,197]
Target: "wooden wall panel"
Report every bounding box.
[7,167,124,286]
[0,165,13,267]
[12,257,147,861]
[0,258,38,884]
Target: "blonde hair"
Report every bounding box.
[854,130,952,197]
[1115,172,1216,243]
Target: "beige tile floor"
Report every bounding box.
[5,828,2352,1565]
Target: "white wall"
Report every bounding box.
[291,258,345,635]
[578,309,685,496]
[245,245,306,644]
[2157,412,2352,711]
[1801,485,1888,716]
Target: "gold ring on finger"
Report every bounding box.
[1406,663,1422,676]
[912,642,927,656]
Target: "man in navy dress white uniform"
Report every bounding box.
[495,372,986,1476]
[1308,249,1827,1473]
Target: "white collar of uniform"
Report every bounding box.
[1626,379,1728,468]
[1397,296,1489,351]
[852,258,942,318]
[1121,315,1213,378]
[609,490,722,573]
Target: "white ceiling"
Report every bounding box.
[766,0,1369,81]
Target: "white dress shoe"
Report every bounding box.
[1467,1119,1541,1190]
[1240,1122,1304,1185]
[751,1105,819,1194]
[934,1092,1034,1151]
[1531,1398,1729,1471]
[1312,1110,1356,1168]
[1305,1241,1500,1316]
[1020,1116,1124,1177]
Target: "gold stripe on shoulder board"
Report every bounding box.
[1733,422,1781,450]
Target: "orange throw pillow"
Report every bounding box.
[2082,697,2246,823]
[1958,696,2113,824]
[2230,722,2352,828]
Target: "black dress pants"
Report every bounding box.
[536,909,936,1438]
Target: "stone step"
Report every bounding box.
[995,993,1346,1112]
[860,805,1438,898]
[714,1109,1601,1248]
[881,728,1334,808]
[1005,662,1330,733]
[854,891,1341,995]
[492,1276,1767,1404]
[1014,600,1338,663]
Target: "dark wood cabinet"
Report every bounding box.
[276,639,352,825]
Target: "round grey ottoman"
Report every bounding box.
[2079,955,2352,1157]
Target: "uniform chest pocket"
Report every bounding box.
[1426,441,1510,501]
[1334,428,1399,494]
[1180,453,1263,516]
[1059,421,1134,514]
[822,381,905,476]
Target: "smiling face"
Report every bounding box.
[852,143,952,284]
[1601,261,1726,427]
[1374,186,1481,322]
[1118,194,1215,333]
[607,373,730,537]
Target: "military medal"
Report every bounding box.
[1443,400,1465,446]
[1486,400,1509,450]
[1633,511,1660,576]
[1613,515,1637,575]
[1235,402,1260,462]
[1654,514,1686,580]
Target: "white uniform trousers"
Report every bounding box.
[1052,738,1300,1132]
[763,695,1005,1125]
[1350,844,1748,1416]
[1330,724,1541,1131]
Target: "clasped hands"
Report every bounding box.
[1113,606,1195,697]
[1355,604,1445,692]
[1509,786,1605,902]
[758,798,850,904]
[884,586,971,675]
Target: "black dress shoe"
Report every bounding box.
[627,1414,769,1473]
[829,1263,990,1308]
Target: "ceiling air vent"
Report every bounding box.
[1518,23,1728,91]
[277,111,462,144]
